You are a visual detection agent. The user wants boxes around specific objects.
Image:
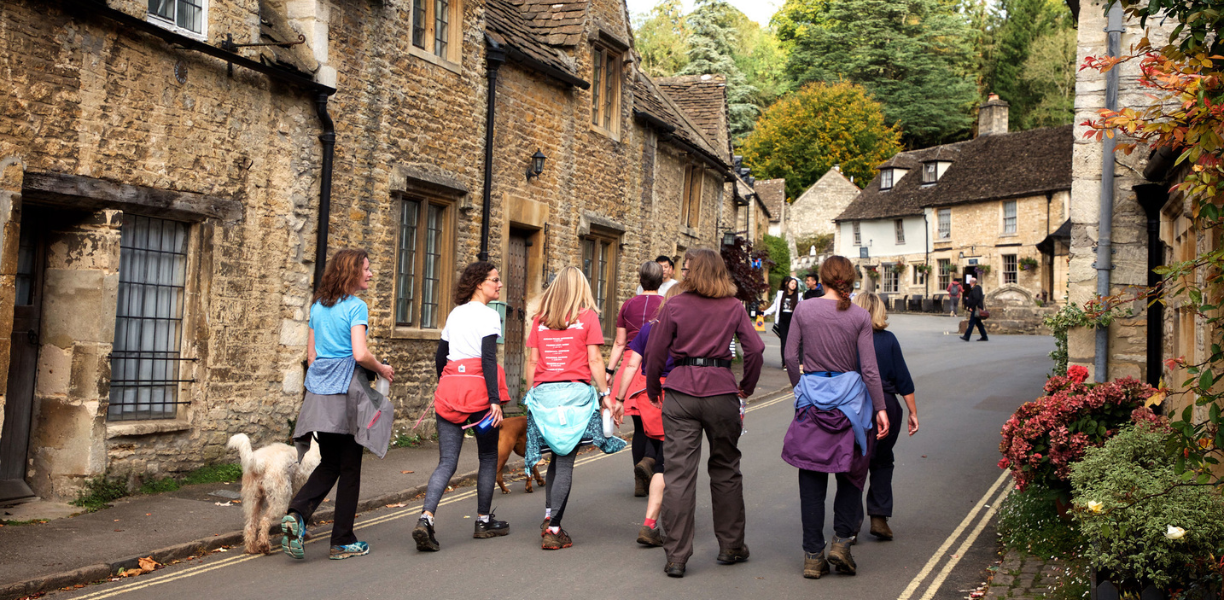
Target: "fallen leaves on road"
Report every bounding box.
[214,501,232,507]
[386,503,407,508]
[401,470,414,474]
[118,557,160,578]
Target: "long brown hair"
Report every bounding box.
[454,261,496,306]
[819,255,857,311]
[532,266,598,330]
[679,248,737,299]
[313,248,368,307]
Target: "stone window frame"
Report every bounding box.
[937,208,951,240]
[1002,253,1018,284]
[589,42,624,140]
[894,218,905,245]
[880,169,894,190]
[937,258,952,289]
[580,228,620,341]
[852,221,861,246]
[681,165,703,229]
[146,0,209,42]
[393,193,456,336]
[408,0,464,73]
[1001,200,1018,235]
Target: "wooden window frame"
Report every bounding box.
[590,43,623,138]
[580,231,619,341]
[937,258,951,289]
[894,219,905,245]
[882,265,899,293]
[912,264,926,286]
[681,165,703,229]
[880,169,894,190]
[1002,253,1018,284]
[922,163,937,184]
[147,0,208,41]
[937,208,951,239]
[1002,200,1018,235]
[409,0,463,68]
[394,194,455,331]
[852,222,861,246]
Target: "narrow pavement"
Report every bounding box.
[40,314,1051,600]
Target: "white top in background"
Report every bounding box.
[441,301,502,361]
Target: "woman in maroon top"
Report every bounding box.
[608,261,666,497]
[644,248,765,578]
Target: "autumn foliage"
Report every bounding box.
[739,81,900,199]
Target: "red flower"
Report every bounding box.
[1067,365,1090,383]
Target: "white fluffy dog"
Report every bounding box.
[227,433,321,554]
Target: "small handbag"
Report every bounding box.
[772,323,782,337]
[978,306,991,319]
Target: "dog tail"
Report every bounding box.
[227,434,254,471]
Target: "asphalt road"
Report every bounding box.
[49,314,1051,600]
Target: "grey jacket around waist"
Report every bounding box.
[293,366,394,459]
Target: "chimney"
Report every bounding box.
[977,93,1009,136]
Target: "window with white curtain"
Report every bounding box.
[147,0,207,39]
[1003,201,1017,234]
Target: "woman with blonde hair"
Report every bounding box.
[782,255,889,579]
[522,266,626,550]
[644,248,765,578]
[851,292,919,542]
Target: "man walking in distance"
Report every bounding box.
[945,278,962,317]
[959,276,988,342]
[638,256,678,295]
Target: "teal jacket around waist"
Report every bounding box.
[794,371,874,455]
[523,382,625,471]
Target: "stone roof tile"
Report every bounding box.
[632,71,727,167]
[487,0,579,78]
[657,74,731,161]
[755,178,786,221]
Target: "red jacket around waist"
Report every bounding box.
[434,358,510,424]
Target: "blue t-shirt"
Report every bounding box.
[309,296,369,358]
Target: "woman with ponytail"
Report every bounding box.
[781,256,889,580]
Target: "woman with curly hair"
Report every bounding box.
[782,256,889,579]
[284,248,395,561]
[412,261,511,552]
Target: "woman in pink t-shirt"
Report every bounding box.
[608,260,665,497]
[525,266,620,550]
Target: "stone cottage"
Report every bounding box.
[834,99,1072,316]
[788,166,858,273]
[0,0,737,501]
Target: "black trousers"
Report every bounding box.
[866,394,904,517]
[631,415,659,465]
[288,432,363,546]
[799,469,861,553]
[962,310,987,340]
[777,311,793,363]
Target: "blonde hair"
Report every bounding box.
[852,291,889,331]
[651,282,685,321]
[679,248,737,299]
[532,266,599,330]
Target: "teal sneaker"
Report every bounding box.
[329,541,370,560]
[281,513,306,559]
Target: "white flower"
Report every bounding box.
[1165,525,1186,540]
[1086,501,1104,514]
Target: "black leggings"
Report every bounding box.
[778,311,793,363]
[423,409,500,515]
[631,415,659,465]
[288,432,363,546]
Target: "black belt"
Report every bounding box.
[676,357,732,368]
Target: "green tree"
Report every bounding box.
[727,11,788,108]
[1017,26,1076,127]
[634,0,690,77]
[739,81,900,199]
[679,0,760,140]
[983,0,1071,129]
[762,234,792,293]
[778,0,979,147]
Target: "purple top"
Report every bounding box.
[629,321,674,377]
[617,294,665,345]
[782,298,886,412]
[645,292,765,399]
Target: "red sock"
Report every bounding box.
[644,518,657,529]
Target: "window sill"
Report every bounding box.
[390,327,443,340]
[106,420,191,439]
[681,226,700,239]
[589,124,622,143]
[407,46,462,75]
[145,15,207,42]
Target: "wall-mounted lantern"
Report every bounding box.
[526,149,547,180]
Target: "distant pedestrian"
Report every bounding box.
[413,261,511,552]
[523,266,626,550]
[637,255,679,295]
[645,248,765,578]
[765,276,801,367]
[946,278,963,317]
[851,292,920,542]
[284,248,395,561]
[803,271,825,300]
[960,276,988,342]
[609,261,666,497]
[614,284,684,548]
[782,255,889,579]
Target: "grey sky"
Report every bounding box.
[625,0,783,26]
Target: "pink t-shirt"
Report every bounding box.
[616,294,664,344]
[526,309,605,384]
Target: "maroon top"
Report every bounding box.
[783,297,886,411]
[645,292,765,399]
[616,294,664,345]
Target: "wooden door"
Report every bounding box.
[1,216,44,501]
[503,232,529,403]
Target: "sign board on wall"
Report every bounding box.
[859,247,869,258]
[968,258,979,266]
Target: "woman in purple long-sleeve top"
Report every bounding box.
[644,248,764,579]
[782,255,890,580]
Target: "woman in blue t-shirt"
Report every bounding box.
[283,248,394,561]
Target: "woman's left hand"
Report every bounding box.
[907,412,919,436]
[602,395,623,427]
[487,403,504,428]
[875,409,890,440]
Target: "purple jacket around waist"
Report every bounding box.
[781,407,874,489]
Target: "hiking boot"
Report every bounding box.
[870,516,894,540]
[328,541,369,560]
[281,513,306,559]
[412,516,440,552]
[716,544,750,564]
[540,517,551,536]
[637,525,664,547]
[541,527,573,550]
[634,457,655,497]
[803,552,830,579]
[473,514,510,539]
[827,536,857,575]
[664,562,686,578]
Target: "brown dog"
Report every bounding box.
[496,416,547,494]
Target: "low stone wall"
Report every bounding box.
[881,286,1057,336]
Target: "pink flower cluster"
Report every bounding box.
[998,376,1155,491]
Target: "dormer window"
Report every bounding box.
[922,162,937,184]
[880,169,894,190]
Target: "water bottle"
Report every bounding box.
[739,397,747,435]
[374,362,390,396]
[602,409,615,438]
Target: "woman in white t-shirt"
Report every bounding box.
[412,261,511,552]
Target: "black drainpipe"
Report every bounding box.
[1134,183,1167,393]
[479,35,507,262]
[314,92,337,289]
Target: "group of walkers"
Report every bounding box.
[281,246,919,580]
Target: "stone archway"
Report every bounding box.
[986,284,1035,307]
